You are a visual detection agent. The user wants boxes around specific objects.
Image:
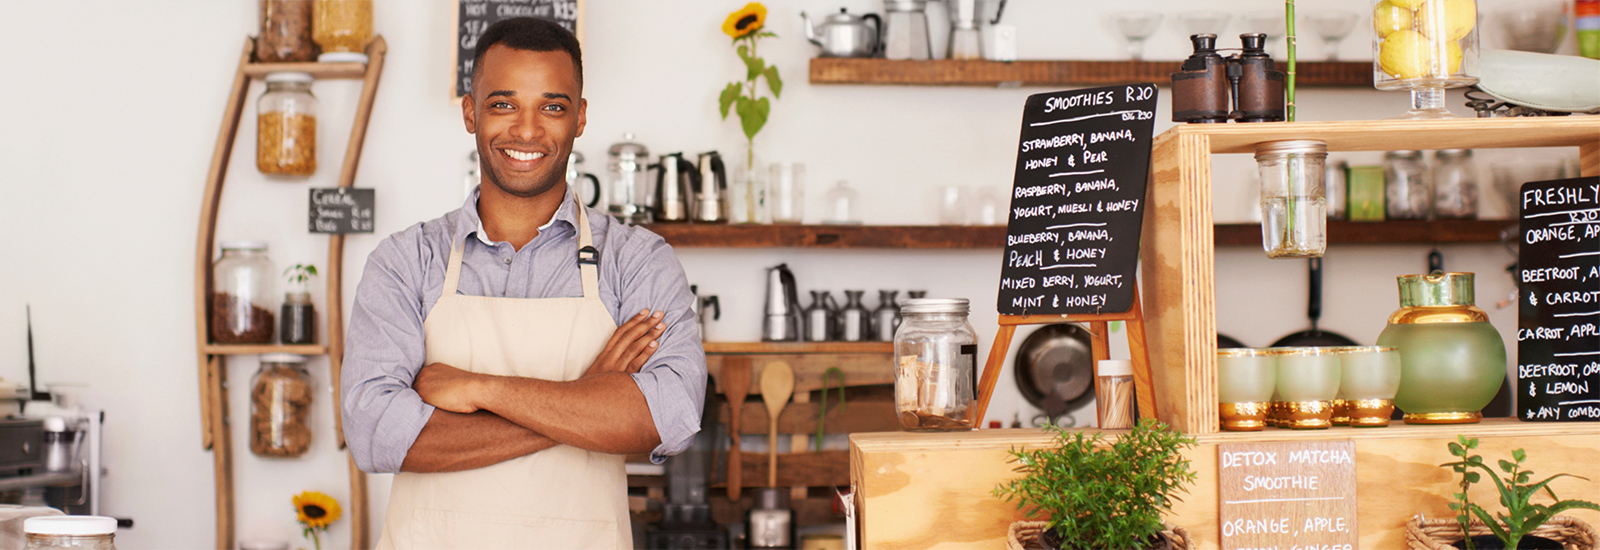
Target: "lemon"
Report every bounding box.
[1380,30,1462,79]
[1373,0,1416,38]
[1417,0,1477,41]
[1388,0,1428,8]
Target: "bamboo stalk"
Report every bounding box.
[1286,0,1298,122]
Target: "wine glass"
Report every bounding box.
[1110,12,1163,60]
[1305,11,1360,61]
[1177,11,1232,40]
[1242,10,1287,58]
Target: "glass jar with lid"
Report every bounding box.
[251,353,313,457]
[893,298,978,430]
[1431,149,1478,219]
[1383,150,1430,220]
[213,242,276,344]
[24,516,117,550]
[256,0,316,63]
[257,72,318,178]
[313,0,373,62]
[1256,140,1328,258]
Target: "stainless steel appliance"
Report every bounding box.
[838,290,872,342]
[606,133,651,224]
[692,152,729,223]
[747,487,793,548]
[802,8,882,58]
[945,0,1007,59]
[762,264,801,342]
[882,0,933,60]
[652,153,698,223]
[802,290,838,342]
[872,290,900,341]
[689,285,720,340]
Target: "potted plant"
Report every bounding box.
[993,419,1198,550]
[1407,435,1600,550]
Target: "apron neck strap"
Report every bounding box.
[441,196,600,300]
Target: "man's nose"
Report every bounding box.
[510,110,540,141]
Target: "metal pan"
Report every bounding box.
[1013,323,1097,420]
[1271,258,1359,347]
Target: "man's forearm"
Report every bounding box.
[400,409,559,472]
[476,372,661,455]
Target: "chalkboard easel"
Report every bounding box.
[972,289,1158,428]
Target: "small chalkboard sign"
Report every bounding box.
[997,84,1159,316]
[1218,440,1358,550]
[455,0,582,98]
[1516,176,1600,422]
[309,188,375,234]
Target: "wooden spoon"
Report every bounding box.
[759,361,795,488]
[722,359,752,501]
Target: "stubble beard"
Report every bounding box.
[480,149,566,200]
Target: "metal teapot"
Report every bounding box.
[801,8,882,58]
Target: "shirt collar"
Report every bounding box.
[455,184,578,247]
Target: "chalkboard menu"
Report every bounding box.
[309,188,375,234]
[455,0,581,98]
[1218,440,1358,550]
[1517,176,1600,422]
[997,84,1159,316]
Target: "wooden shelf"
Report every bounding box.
[1175,116,1600,154]
[1214,219,1517,246]
[704,341,893,354]
[242,61,368,79]
[808,58,1372,88]
[200,344,329,356]
[644,224,1004,248]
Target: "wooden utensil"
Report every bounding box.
[722,359,752,501]
[759,361,795,488]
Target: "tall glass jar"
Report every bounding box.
[213,242,276,344]
[251,354,313,457]
[24,516,117,550]
[1431,149,1478,219]
[313,0,373,62]
[1383,150,1430,220]
[256,0,316,62]
[1372,0,1479,118]
[1256,140,1328,259]
[1377,272,1506,424]
[257,72,318,179]
[893,298,978,431]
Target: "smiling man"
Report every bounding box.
[341,17,706,549]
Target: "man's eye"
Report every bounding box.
[491,101,513,109]
[543,104,566,112]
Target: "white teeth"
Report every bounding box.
[503,149,543,161]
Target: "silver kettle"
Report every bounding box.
[801,8,882,58]
[693,151,730,223]
[651,152,698,223]
[762,264,801,342]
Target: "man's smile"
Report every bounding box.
[499,146,547,168]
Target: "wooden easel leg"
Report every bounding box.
[1089,321,1110,427]
[972,325,1017,428]
[1128,288,1158,420]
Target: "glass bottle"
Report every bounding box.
[1326,159,1349,220]
[256,0,316,63]
[312,0,373,62]
[822,180,861,224]
[1431,149,1478,219]
[213,242,276,344]
[1377,272,1506,424]
[837,290,872,342]
[893,298,978,431]
[251,354,314,457]
[24,516,117,550]
[256,72,318,179]
[1371,0,1480,118]
[1256,140,1328,258]
[1383,150,1430,220]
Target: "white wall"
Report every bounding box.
[0,0,1581,547]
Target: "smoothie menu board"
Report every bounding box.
[1517,176,1600,421]
[1218,440,1358,550]
[997,84,1158,316]
[456,0,580,98]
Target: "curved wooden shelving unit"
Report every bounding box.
[808,58,1372,88]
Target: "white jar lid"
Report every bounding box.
[24,516,117,535]
[264,71,314,84]
[318,51,369,64]
[260,353,307,364]
[219,240,268,251]
[1098,359,1133,377]
[900,298,970,315]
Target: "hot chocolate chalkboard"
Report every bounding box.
[455,0,581,98]
[1517,176,1600,422]
[997,84,1158,316]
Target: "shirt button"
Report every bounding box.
[503,258,512,265]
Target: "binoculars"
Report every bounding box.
[1171,33,1286,124]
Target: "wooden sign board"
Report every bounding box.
[997,84,1159,316]
[455,0,582,99]
[1517,176,1600,421]
[1218,440,1358,550]
[309,188,375,234]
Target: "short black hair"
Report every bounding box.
[470,17,583,92]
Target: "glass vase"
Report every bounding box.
[732,148,767,224]
[1372,0,1480,118]
[1256,140,1328,259]
[1377,272,1506,424]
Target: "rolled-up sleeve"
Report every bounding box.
[615,233,708,463]
[342,231,437,474]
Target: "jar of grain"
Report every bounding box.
[893,298,978,431]
[313,0,374,62]
[257,72,318,178]
[213,242,277,345]
[252,354,313,457]
[256,0,316,63]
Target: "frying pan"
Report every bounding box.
[1271,258,1359,347]
[1013,324,1097,420]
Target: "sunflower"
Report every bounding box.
[294,491,342,530]
[722,3,767,39]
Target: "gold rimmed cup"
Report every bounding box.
[1217,348,1277,431]
[1269,347,1342,429]
[1328,346,1402,427]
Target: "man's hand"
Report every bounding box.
[414,363,487,414]
[586,309,666,377]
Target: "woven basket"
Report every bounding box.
[1006,521,1193,550]
[1406,516,1600,550]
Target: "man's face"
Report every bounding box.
[463,45,586,199]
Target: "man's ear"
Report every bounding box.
[462,92,478,134]
[575,98,587,138]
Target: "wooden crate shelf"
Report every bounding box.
[1214,219,1517,246]
[808,58,1372,88]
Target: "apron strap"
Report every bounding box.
[574,198,600,299]
[441,243,466,299]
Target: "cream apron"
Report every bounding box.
[378,203,630,549]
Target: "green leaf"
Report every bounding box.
[736,44,751,63]
[735,96,769,141]
[718,82,741,119]
[763,65,783,98]
[1466,472,1481,483]
[1512,449,1526,463]
[745,55,765,81]
[1449,442,1466,456]
[1499,459,1516,473]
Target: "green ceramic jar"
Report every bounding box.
[1376,272,1506,424]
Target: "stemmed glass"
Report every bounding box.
[1306,11,1360,61]
[1177,11,1232,40]
[1110,12,1163,60]
[1242,10,1287,58]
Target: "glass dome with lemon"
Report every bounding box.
[1372,0,1480,118]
